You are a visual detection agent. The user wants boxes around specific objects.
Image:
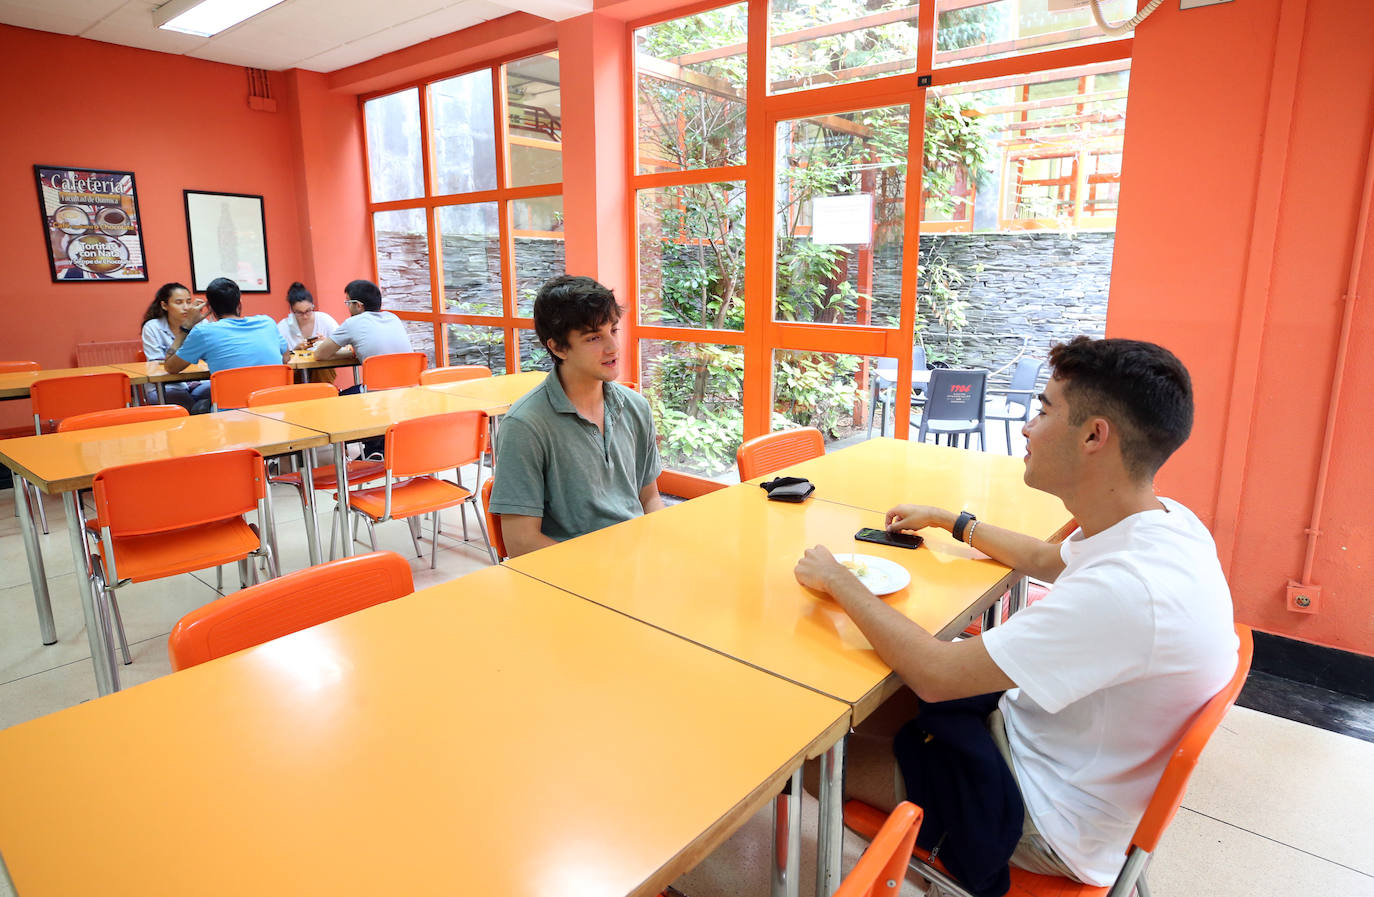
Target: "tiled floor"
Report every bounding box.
[3,480,1373,896]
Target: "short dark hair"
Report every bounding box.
[533,276,621,365]
[205,278,241,318]
[1048,336,1193,480]
[344,279,383,312]
[286,281,313,309]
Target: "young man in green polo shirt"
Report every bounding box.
[488,276,665,557]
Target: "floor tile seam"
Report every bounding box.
[0,629,177,689]
[1178,806,1374,878]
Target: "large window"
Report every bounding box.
[362,52,563,369]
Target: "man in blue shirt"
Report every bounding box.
[165,277,291,400]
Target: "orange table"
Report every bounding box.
[419,369,545,415]
[0,412,328,696]
[243,387,491,558]
[0,565,849,897]
[112,354,358,403]
[0,364,146,401]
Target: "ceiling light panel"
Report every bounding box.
[155,0,290,37]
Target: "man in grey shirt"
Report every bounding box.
[313,278,413,393]
[488,276,664,557]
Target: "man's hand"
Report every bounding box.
[885,504,956,535]
[794,544,859,596]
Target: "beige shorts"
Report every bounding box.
[987,709,1078,880]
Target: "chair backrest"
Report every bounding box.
[834,801,923,897]
[362,352,428,391]
[75,339,144,367]
[419,365,491,386]
[57,404,188,433]
[922,369,988,424]
[30,372,131,432]
[735,427,825,480]
[1129,624,1254,854]
[0,360,40,374]
[210,364,293,410]
[247,382,338,407]
[618,380,640,391]
[167,550,415,671]
[1006,358,1043,397]
[912,344,927,372]
[385,410,489,479]
[93,448,266,538]
[479,478,507,561]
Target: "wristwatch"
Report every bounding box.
[953,510,978,544]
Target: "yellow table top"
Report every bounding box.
[110,360,208,384]
[758,438,1076,540]
[0,410,328,494]
[0,565,849,897]
[242,387,490,443]
[421,370,546,414]
[287,349,360,370]
[0,365,137,399]
[506,482,1029,719]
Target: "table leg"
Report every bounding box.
[1009,575,1029,617]
[771,767,802,897]
[155,382,166,404]
[816,736,846,897]
[64,492,116,697]
[335,443,353,558]
[17,478,56,645]
[300,449,322,566]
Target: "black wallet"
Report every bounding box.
[759,476,815,503]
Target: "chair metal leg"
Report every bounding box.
[430,511,439,570]
[108,592,132,665]
[89,558,122,693]
[32,481,49,535]
[216,566,223,592]
[407,516,424,558]
[771,768,802,897]
[470,498,498,565]
[237,559,250,589]
[364,517,378,551]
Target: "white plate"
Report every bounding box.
[839,554,911,596]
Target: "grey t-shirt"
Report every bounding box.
[488,371,661,542]
[330,311,412,361]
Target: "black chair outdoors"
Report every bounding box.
[914,368,988,449]
[867,345,927,438]
[984,357,1044,455]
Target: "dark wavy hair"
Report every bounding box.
[532,276,621,366]
[1048,336,1194,480]
[140,282,190,327]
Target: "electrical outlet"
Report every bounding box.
[1181,0,1233,9]
[1286,581,1320,614]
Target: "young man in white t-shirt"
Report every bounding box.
[795,336,1238,888]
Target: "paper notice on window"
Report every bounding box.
[809,194,873,246]
[1047,0,1093,10]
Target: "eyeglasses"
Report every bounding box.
[292,307,316,316]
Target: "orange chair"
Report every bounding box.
[0,360,40,373]
[57,404,189,432]
[419,364,491,385]
[209,364,292,411]
[87,449,276,685]
[618,379,640,391]
[167,550,414,671]
[836,802,924,897]
[342,410,495,566]
[479,478,507,561]
[844,624,1255,897]
[362,351,428,391]
[30,371,131,434]
[735,427,825,480]
[248,383,337,406]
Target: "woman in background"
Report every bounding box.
[278,281,339,383]
[139,282,210,410]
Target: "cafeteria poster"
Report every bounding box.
[34,165,148,282]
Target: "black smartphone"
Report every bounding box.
[855,527,923,550]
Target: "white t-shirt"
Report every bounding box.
[981,498,1237,886]
[329,310,412,362]
[277,310,339,349]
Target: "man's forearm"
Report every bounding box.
[917,509,1064,581]
[505,530,558,558]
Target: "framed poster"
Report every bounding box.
[34,165,148,282]
[183,190,270,293]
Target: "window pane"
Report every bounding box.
[447,324,508,374]
[364,89,424,203]
[641,339,744,479]
[635,3,747,173]
[431,70,497,195]
[512,196,565,317]
[437,202,501,316]
[506,53,562,187]
[771,350,882,452]
[638,182,745,331]
[774,107,908,328]
[934,0,1135,67]
[373,209,431,313]
[519,331,555,372]
[769,0,919,94]
[404,321,437,366]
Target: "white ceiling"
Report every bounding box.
[0,0,589,72]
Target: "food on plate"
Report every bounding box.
[841,556,870,578]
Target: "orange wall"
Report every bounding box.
[1112,0,1374,654]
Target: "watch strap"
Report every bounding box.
[953,510,977,543]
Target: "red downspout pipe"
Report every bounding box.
[1294,116,1374,592]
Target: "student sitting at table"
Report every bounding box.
[139,281,211,410]
[164,277,291,412]
[311,278,412,395]
[488,275,664,558]
[794,336,1237,892]
[278,281,338,384]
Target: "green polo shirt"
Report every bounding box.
[488,370,662,542]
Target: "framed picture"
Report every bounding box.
[34,165,148,282]
[183,190,270,293]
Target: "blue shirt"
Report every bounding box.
[172,315,289,373]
